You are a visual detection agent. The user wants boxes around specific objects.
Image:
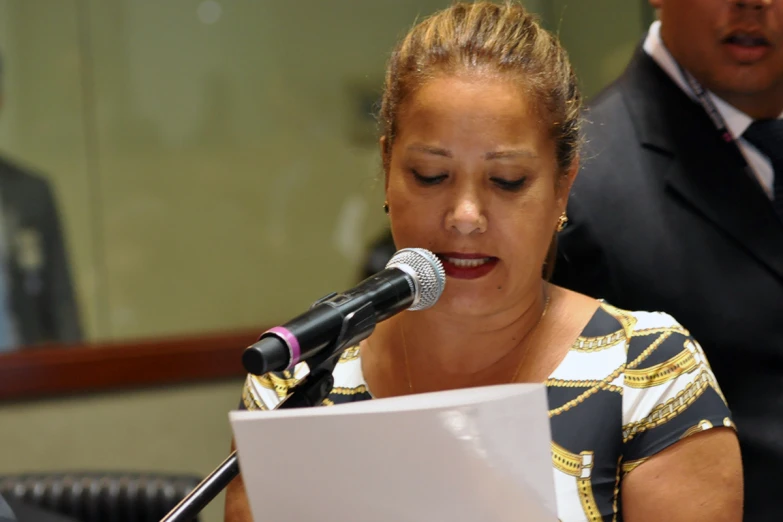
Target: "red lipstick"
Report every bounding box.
[437,252,499,280]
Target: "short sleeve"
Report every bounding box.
[620,313,735,471]
[239,365,309,411]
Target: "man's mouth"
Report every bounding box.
[723,32,770,47]
[722,30,772,63]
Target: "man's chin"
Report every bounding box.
[715,66,783,95]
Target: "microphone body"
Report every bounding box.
[242,248,445,375]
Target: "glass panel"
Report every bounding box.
[0,0,649,350]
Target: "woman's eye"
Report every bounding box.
[412,169,448,186]
[491,176,527,192]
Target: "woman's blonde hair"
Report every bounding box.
[379,1,582,176]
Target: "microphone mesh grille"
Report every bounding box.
[385,248,446,310]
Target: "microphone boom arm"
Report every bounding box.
[158,301,378,522]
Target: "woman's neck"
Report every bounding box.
[391,285,551,388]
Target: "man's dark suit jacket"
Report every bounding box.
[552,47,783,521]
[0,155,81,346]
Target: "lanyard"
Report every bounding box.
[674,62,774,199]
[676,63,737,145]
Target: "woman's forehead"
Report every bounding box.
[394,76,550,151]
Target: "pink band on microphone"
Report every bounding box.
[264,326,300,369]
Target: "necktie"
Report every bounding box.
[743,119,783,221]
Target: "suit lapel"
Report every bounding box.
[621,49,783,280]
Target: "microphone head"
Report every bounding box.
[385,248,446,311]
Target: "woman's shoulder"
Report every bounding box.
[600,304,735,464]
[593,302,712,372]
[597,302,693,345]
[595,301,727,403]
[242,346,368,410]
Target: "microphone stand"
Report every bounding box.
[159,301,378,522]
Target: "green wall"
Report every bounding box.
[542,0,651,99]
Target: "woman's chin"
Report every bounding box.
[432,292,500,318]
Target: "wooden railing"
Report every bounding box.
[0,329,260,402]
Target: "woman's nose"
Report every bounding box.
[446,192,487,235]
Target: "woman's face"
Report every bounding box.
[384,74,575,317]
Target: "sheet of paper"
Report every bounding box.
[230,383,557,522]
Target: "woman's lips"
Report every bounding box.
[437,253,499,280]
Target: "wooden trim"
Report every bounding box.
[0,329,261,402]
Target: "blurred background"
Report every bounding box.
[0,1,653,521]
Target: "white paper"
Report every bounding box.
[230,383,557,522]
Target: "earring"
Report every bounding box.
[383,201,390,215]
[556,212,568,232]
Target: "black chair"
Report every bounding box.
[0,472,202,522]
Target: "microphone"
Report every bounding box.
[242,248,446,376]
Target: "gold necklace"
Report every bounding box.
[400,321,414,394]
[401,291,552,393]
[509,294,551,383]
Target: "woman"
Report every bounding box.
[226,2,743,520]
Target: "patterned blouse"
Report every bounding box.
[241,302,735,521]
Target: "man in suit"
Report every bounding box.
[0,51,82,349]
[552,1,783,520]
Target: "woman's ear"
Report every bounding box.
[557,155,580,209]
